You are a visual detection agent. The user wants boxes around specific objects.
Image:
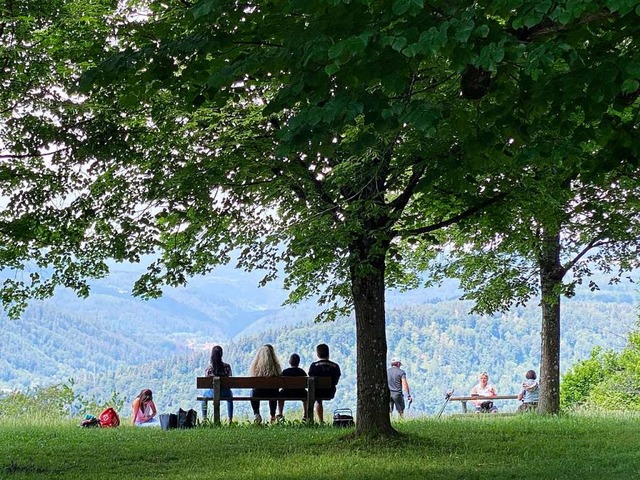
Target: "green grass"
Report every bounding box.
[2,414,640,479]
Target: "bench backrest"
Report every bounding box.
[196,376,332,390]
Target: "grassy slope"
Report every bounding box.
[2,415,639,479]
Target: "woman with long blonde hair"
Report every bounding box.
[249,344,282,424]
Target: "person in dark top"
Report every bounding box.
[201,345,234,423]
[308,343,341,423]
[277,353,307,421]
[387,357,412,418]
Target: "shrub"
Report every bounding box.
[0,380,124,420]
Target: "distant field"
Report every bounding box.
[1,414,639,479]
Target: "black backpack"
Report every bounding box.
[177,408,198,428]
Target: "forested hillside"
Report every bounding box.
[0,263,303,390]
[92,282,637,418]
[0,262,459,391]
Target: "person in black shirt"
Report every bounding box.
[308,343,341,423]
[277,353,307,421]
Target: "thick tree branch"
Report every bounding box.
[561,236,613,276]
[388,159,427,214]
[508,9,613,43]
[0,147,70,159]
[397,192,507,238]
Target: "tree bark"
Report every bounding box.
[350,247,396,437]
[538,228,564,414]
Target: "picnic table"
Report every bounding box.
[448,395,519,413]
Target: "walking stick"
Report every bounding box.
[435,389,454,419]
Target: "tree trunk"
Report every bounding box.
[350,248,396,437]
[538,228,564,414]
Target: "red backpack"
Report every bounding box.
[99,407,120,428]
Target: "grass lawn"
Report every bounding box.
[2,414,639,479]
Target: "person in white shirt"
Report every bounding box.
[470,372,498,413]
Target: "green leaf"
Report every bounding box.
[476,24,490,38]
[534,0,552,13]
[191,0,214,19]
[621,79,640,94]
[455,20,475,43]
[391,36,407,52]
[325,63,340,76]
[523,12,544,28]
[392,0,411,15]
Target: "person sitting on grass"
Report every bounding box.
[131,389,159,427]
[277,353,308,422]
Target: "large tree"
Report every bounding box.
[74,0,510,435]
[436,165,640,413]
[430,17,640,412]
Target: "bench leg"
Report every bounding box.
[213,378,222,425]
[461,400,468,413]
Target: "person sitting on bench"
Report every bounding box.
[308,343,341,423]
[277,353,308,421]
[517,369,539,412]
[201,345,234,423]
[249,344,282,424]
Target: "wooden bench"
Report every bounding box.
[196,376,333,425]
[448,395,519,413]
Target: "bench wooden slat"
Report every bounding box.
[197,396,307,402]
[196,376,332,390]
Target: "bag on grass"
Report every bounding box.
[159,413,178,430]
[479,401,494,411]
[80,415,100,428]
[99,407,120,427]
[332,408,355,428]
[177,408,197,428]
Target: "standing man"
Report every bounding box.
[308,343,341,423]
[388,357,412,418]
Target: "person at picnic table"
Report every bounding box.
[517,369,539,412]
[470,371,498,413]
[201,344,234,423]
[308,343,341,423]
[277,353,308,421]
[249,344,283,424]
[131,388,159,426]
